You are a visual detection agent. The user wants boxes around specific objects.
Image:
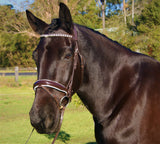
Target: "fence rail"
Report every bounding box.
[0,67,37,72]
[0,67,37,81]
[0,72,37,76]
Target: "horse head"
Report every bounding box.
[26,3,83,134]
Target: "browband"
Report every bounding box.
[40,33,72,38]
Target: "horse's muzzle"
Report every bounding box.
[29,106,60,134]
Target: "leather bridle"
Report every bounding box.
[33,26,84,144]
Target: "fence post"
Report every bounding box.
[15,66,19,82]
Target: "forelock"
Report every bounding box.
[48,18,61,33]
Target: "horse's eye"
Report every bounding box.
[65,53,72,59]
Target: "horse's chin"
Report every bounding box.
[32,108,61,135]
[46,120,61,134]
[35,117,60,134]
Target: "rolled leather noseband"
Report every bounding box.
[33,79,67,94]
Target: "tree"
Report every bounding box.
[0,31,38,67]
[123,0,127,24]
[0,5,26,33]
[106,0,122,16]
[70,0,102,29]
[120,0,160,61]
[125,0,151,26]
[0,5,37,67]
[131,0,134,25]
[101,0,105,31]
[1,0,159,67]
[137,0,160,30]
[28,0,59,23]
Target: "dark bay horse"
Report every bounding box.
[26,3,160,144]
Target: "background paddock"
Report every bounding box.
[0,76,96,144]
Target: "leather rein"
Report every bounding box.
[33,27,84,144]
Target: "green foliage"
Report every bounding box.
[0,5,28,32]
[0,32,38,67]
[28,0,59,23]
[72,93,84,106]
[132,0,160,60]
[115,25,160,61]
[106,0,160,62]
[0,0,160,68]
[72,0,102,29]
[136,0,160,31]
[0,5,17,32]
[0,5,36,67]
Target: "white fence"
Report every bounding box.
[0,67,37,81]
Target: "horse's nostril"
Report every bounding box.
[35,123,45,134]
[30,118,46,134]
[29,110,42,125]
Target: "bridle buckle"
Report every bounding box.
[59,96,70,108]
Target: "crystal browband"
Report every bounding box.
[40,33,72,38]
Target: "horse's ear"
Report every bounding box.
[59,3,73,33]
[26,10,48,34]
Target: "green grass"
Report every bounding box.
[0,76,96,144]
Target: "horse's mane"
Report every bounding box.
[75,23,134,53]
[49,18,110,39]
[48,18,61,32]
[49,18,135,55]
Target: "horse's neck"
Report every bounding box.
[77,25,125,70]
[77,26,129,120]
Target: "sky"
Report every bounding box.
[0,0,123,14]
[0,0,34,11]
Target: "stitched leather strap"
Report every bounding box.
[33,79,67,94]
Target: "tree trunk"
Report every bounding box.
[132,0,134,25]
[123,0,126,25]
[101,0,105,32]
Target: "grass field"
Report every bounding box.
[0,76,96,144]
